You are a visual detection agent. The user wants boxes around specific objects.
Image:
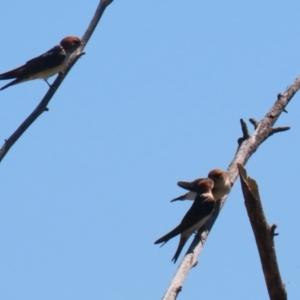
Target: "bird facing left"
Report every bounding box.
[0,36,83,91]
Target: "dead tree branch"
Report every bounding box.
[0,0,113,163]
[237,163,287,300]
[161,74,300,300]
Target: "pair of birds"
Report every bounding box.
[0,36,83,91]
[155,169,232,263]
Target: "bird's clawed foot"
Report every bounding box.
[44,80,52,88]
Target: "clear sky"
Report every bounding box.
[0,1,299,299]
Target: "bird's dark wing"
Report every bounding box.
[154,194,215,245]
[177,194,215,232]
[0,45,66,80]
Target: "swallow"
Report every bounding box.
[155,178,215,263]
[0,36,83,90]
[171,168,232,202]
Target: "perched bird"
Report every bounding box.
[171,168,232,202]
[155,178,215,263]
[0,36,82,90]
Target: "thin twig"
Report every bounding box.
[237,118,250,146]
[271,126,290,134]
[249,118,259,129]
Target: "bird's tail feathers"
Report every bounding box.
[170,195,184,202]
[154,226,181,245]
[0,79,21,91]
[171,238,186,263]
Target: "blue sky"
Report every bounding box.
[0,1,299,299]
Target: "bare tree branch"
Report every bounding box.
[161,74,300,299]
[237,163,287,300]
[271,126,290,134]
[249,118,259,129]
[237,118,251,145]
[0,0,113,163]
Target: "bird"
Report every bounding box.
[171,168,232,202]
[155,178,215,263]
[0,36,83,90]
